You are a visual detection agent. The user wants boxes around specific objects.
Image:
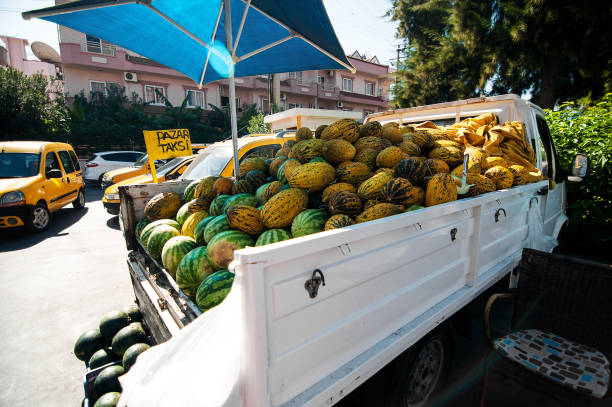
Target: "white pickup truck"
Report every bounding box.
[118,94,587,406]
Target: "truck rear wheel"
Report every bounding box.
[389,329,452,407]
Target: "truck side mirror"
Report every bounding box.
[568,153,588,182]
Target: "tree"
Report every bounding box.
[246,111,271,134]
[0,66,69,140]
[546,93,612,261]
[388,0,612,108]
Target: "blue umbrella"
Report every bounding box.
[23,0,354,174]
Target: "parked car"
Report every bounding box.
[0,141,86,231]
[102,155,195,215]
[179,133,294,180]
[84,151,144,183]
[100,144,208,190]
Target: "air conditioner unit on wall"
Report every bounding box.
[123,72,138,82]
[280,93,287,101]
[336,101,343,108]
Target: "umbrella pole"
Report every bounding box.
[224,0,240,177]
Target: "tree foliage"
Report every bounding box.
[546,93,612,261]
[388,0,612,108]
[246,111,271,134]
[0,66,69,141]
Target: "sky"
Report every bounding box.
[0,0,400,66]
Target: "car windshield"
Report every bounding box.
[180,146,233,180]
[156,157,188,177]
[0,152,41,178]
[133,153,148,167]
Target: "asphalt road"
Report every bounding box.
[0,186,134,407]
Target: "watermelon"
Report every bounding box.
[291,209,328,238]
[161,236,197,278]
[196,270,235,312]
[134,217,149,239]
[193,216,216,245]
[139,219,180,247]
[183,179,200,202]
[88,348,118,369]
[93,365,124,396]
[203,215,232,244]
[255,183,268,203]
[255,229,292,246]
[146,225,180,259]
[175,202,190,226]
[276,160,289,183]
[74,329,105,362]
[111,323,147,357]
[122,343,150,371]
[93,392,121,407]
[176,246,215,298]
[404,205,425,212]
[222,194,259,214]
[209,194,231,216]
[309,156,328,163]
[122,304,142,323]
[99,310,130,343]
[207,230,255,269]
[279,183,291,191]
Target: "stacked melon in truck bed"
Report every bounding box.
[134,114,544,315]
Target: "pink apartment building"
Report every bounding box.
[58,23,394,119]
[0,36,59,78]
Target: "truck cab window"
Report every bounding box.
[535,117,559,180]
[240,145,281,162]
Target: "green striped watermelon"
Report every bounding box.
[207,230,254,269]
[291,209,328,238]
[209,195,232,216]
[195,270,234,312]
[276,160,289,183]
[255,229,292,246]
[134,217,150,239]
[194,216,216,245]
[222,194,259,214]
[176,246,215,298]
[175,202,190,226]
[140,219,180,247]
[309,157,328,163]
[183,179,200,202]
[146,225,180,260]
[255,183,268,203]
[203,215,232,244]
[161,236,197,278]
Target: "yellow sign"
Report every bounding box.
[143,128,192,160]
[143,128,191,183]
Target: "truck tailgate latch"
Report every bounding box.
[305,269,325,299]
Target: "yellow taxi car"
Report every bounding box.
[179,132,294,180]
[100,143,209,190]
[0,141,86,231]
[102,154,195,215]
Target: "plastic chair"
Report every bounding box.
[481,249,611,406]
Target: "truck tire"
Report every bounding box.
[388,328,452,407]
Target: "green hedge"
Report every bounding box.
[546,93,612,261]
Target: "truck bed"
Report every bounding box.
[119,179,547,405]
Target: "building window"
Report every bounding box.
[365,82,375,96]
[85,35,115,56]
[90,81,106,95]
[221,96,240,109]
[288,103,303,109]
[262,98,269,113]
[288,72,303,80]
[145,85,166,105]
[317,76,325,85]
[342,78,353,92]
[186,90,204,108]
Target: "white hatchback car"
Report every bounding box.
[84,151,144,182]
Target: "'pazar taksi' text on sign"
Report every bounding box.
[143,129,192,160]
